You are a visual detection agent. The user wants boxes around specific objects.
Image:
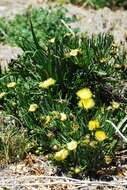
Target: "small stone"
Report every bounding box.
[16,163,25,173]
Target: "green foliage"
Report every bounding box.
[0,18,7,42]
[67,0,127,9]
[0,7,74,45]
[0,7,127,176]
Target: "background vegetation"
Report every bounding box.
[56,0,127,9]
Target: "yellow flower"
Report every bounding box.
[111,101,120,109]
[69,49,80,56]
[7,82,16,88]
[65,49,81,57]
[0,92,6,99]
[95,131,107,142]
[54,149,69,161]
[78,98,95,110]
[67,140,78,150]
[28,104,38,112]
[88,119,100,131]
[39,78,56,89]
[49,38,55,43]
[60,113,67,121]
[76,88,93,99]
[74,167,81,174]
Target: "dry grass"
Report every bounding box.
[0,175,127,190]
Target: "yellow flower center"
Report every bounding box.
[78,98,95,110]
[95,131,107,141]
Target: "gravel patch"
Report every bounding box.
[66,4,127,47]
[0,155,56,177]
[0,0,41,17]
[0,44,22,72]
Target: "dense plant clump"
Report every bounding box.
[0,7,127,177]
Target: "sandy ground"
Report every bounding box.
[66,5,127,45]
[0,0,41,17]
